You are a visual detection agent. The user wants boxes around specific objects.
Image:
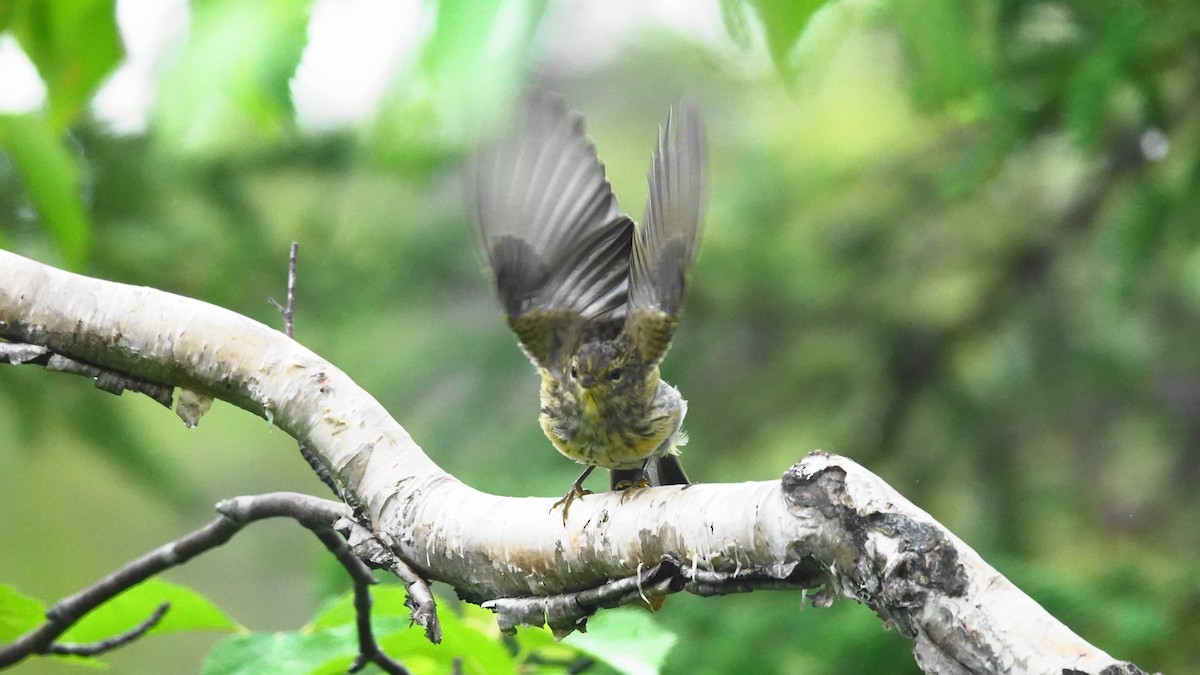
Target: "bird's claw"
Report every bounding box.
[550,483,593,524]
[615,473,652,503]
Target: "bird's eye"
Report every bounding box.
[608,368,622,382]
[570,366,578,379]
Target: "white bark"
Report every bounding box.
[0,250,1147,675]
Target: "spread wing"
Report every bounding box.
[626,98,707,365]
[468,90,634,370]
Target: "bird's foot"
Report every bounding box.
[550,483,593,524]
[615,470,652,503]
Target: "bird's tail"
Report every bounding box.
[610,455,689,490]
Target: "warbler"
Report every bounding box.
[467,91,706,521]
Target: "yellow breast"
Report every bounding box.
[537,370,679,469]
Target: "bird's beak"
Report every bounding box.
[578,373,595,389]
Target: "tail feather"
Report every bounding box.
[609,455,689,490]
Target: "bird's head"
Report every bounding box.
[564,340,653,417]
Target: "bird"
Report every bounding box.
[467,90,706,522]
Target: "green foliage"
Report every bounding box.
[720,0,829,78]
[0,114,91,268]
[153,0,311,158]
[203,586,605,675]
[367,0,548,170]
[0,580,239,669]
[3,0,1200,672]
[562,608,678,675]
[60,578,240,643]
[1,0,121,132]
[0,584,45,642]
[0,0,120,267]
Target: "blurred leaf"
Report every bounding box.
[888,0,988,110]
[365,605,517,675]
[307,583,409,630]
[1066,53,1118,150]
[562,607,678,675]
[60,578,240,643]
[4,0,122,131]
[0,583,45,641]
[204,628,352,675]
[0,113,91,268]
[211,586,522,675]
[314,587,518,675]
[718,0,827,78]
[1105,182,1167,301]
[0,580,239,671]
[153,0,310,157]
[510,618,582,666]
[718,0,754,51]
[1064,5,1145,149]
[751,0,827,78]
[368,0,547,169]
[940,95,1026,195]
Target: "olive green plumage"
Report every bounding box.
[468,90,706,517]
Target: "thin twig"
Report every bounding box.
[266,244,363,514]
[43,603,170,657]
[268,241,299,338]
[0,516,240,668]
[0,493,417,672]
[347,576,410,675]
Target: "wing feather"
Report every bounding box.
[626,99,707,364]
[468,90,634,368]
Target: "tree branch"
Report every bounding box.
[0,492,424,671]
[42,603,170,658]
[0,250,1149,674]
[0,342,173,407]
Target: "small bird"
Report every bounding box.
[467,90,706,522]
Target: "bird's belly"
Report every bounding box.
[540,411,677,469]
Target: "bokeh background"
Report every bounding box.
[2,0,1199,672]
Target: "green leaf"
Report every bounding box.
[1106,183,1168,301]
[0,113,91,268]
[203,628,354,675]
[208,586,521,675]
[1064,5,1145,149]
[746,0,827,79]
[718,0,754,51]
[368,0,548,169]
[713,0,828,78]
[511,622,586,671]
[370,604,517,675]
[562,607,679,675]
[308,583,412,630]
[60,578,240,644]
[0,583,46,642]
[153,0,310,157]
[309,587,518,675]
[888,0,988,110]
[5,0,122,131]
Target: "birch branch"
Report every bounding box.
[0,250,1149,674]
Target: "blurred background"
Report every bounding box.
[2,0,1199,672]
